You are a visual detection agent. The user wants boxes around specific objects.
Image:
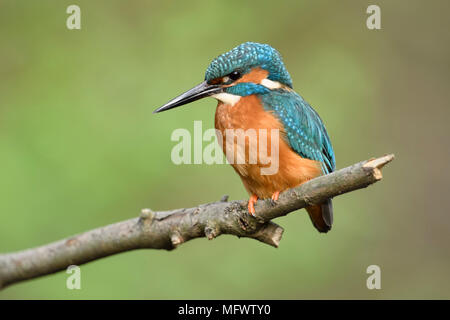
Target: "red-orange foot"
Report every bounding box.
[271,191,280,201]
[248,194,258,216]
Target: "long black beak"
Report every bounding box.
[153,81,222,114]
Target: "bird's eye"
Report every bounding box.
[229,71,241,81]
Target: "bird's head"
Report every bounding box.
[154,42,292,113]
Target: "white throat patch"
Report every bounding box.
[212,93,241,106]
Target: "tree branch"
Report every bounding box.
[0,154,394,290]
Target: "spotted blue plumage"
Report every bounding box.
[205,42,293,88]
[261,90,335,174]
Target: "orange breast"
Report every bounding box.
[214,95,322,198]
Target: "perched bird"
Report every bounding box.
[154,42,336,233]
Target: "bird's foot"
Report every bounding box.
[267,191,280,206]
[247,194,258,216]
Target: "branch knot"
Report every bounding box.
[170,231,183,248]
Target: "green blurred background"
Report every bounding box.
[1,0,449,299]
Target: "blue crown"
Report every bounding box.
[205,42,293,88]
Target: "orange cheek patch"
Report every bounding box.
[213,67,269,88]
[236,68,268,84]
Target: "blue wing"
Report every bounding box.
[261,90,335,174]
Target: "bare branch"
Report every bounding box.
[0,154,394,290]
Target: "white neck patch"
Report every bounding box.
[260,78,282,89]
[212,93,241,106]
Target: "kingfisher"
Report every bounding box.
[154,42,336,233]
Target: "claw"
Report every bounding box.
[271,191,280,201]
[247,194,258,216]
